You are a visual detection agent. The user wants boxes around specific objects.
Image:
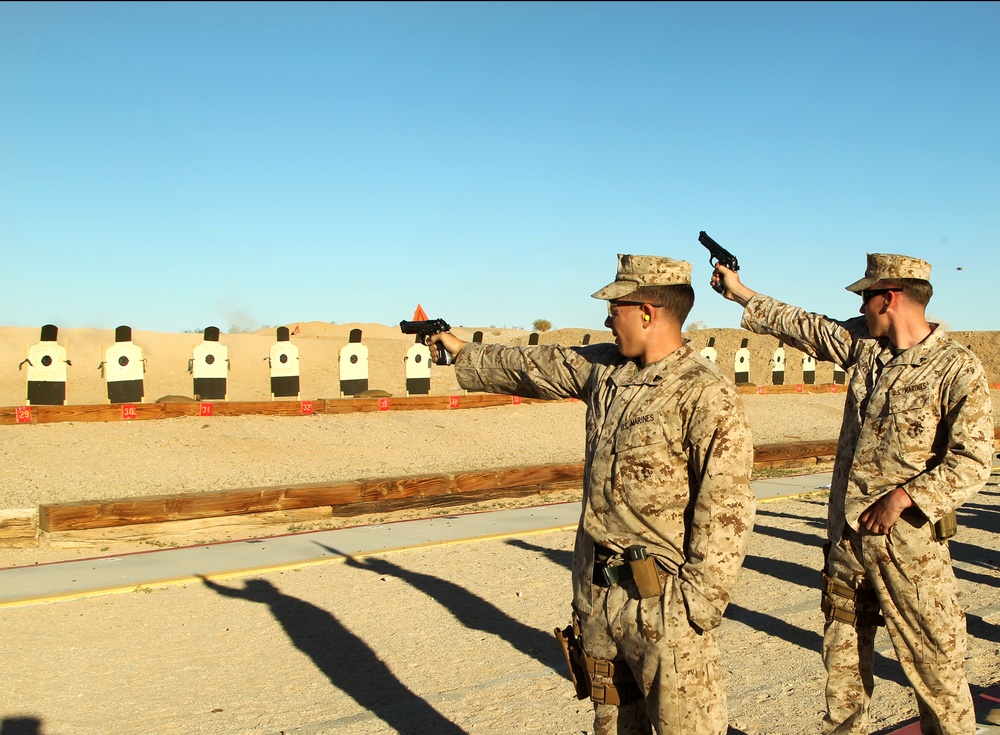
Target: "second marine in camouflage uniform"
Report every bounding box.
[714,252,993,735]
[435,254,756,734]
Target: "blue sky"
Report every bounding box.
[2,1,998,334]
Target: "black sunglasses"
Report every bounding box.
[861,288,902,303]
[607,299,664,317]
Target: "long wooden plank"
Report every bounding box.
[27,435,1000,533]
[36,442,811,533]
[32,403,167,423]
[738,383,848,395]
[42,507,334,548]
[358,474,454,503]
[36,463,585,532]
[38,480,365,532]
[753,439,839,465]
[160,400,326,418]
[0,511,37,548]
[326,482,581,519]
[6,384,1000,424]
[0,394,562,424]
[453,464,585,493]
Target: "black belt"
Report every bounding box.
[593,560,633,588]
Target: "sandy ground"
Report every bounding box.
[1,483,997,735]
[2,323,999,734]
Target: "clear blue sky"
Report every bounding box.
[2,2,998,334]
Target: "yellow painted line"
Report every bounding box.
[0,523,578,609]
[757,488,829,503]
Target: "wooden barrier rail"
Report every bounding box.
[3,434,995,547]
[0,394,556,425]
[5,383,999,426]
[35,441,843,534]
[37,464,586,533]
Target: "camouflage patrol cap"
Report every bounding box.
[592,254,692,301]
[846,253,932,293]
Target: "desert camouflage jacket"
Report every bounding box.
[454,341,755,631]
[742,295,993,537]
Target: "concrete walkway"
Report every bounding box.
[0,472,832,608]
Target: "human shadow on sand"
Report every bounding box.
[505,537,572,569]
[319,544,564,672]
[753,501,828,530]
[199,576,466,735]
[748,521,827,549]
[0,718,42,735]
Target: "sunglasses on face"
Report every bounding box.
[607,299,664,318]
[861,288,903,304]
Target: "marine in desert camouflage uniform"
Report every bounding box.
[713,253,993,735]
[430,254,756,735]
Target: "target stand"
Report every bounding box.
[405,342,432,396]
[23,324,70,405]
[339,328,369,397]
[700,337,717,364]
[734,338,751,385]
[772,342,786,386]
[269,326,300,400]
[190,327,229,401]
[103,325,145,404]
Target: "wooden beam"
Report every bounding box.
[753,439,839,466]
[738,383,848,395]
[24,437,1000,535]
[37,462,588,532]
[0,510,37,548]
[160,400,326,418]
[0,394,563,425]
[38,480,366,532]
[29,403,167,424]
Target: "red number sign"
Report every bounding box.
[511,396,521,405]
[379,397,390,411]
[122,404,137,420]
[449,396,460,409]
[301,400,313,415]
[15,406,32,423]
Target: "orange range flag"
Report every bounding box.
[412,304,429,321]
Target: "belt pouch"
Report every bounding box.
[933,510,958,541]
[625,546,663,598]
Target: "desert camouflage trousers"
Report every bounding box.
[577,574,727,735]
[821,515,974,735]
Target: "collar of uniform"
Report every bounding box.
[881,323,945,367]
[612,343,696,387]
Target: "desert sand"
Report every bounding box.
[1,322,998,735]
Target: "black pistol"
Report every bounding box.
[399,318,453,365]
[699,231,739,294]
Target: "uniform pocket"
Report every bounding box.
[613,419,669,491]
[887,388,938,455]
